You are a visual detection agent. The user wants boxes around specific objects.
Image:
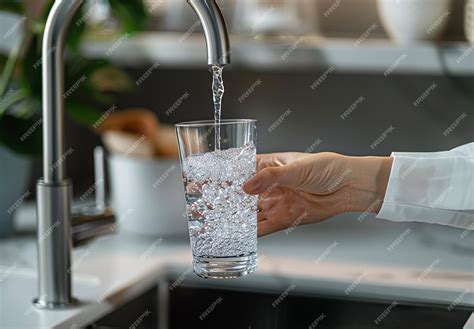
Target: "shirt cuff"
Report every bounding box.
[376,144,474,229]
[377,202,474,230]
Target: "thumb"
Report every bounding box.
[242,165,297,195]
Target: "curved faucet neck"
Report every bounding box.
[187,0,231,66]
[42,0,83,183]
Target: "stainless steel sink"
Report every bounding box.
[88,269,472,329]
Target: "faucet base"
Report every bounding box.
[32,297,79,310]
[36,179,75,309]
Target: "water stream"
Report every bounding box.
[211,65,225,150]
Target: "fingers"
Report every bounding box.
[243,165,298,195]
[257,219,290,237]
[256,152,307,171]
[257,220,279,237]
[257,211,266,222]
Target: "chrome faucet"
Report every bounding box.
[34,0,230,309]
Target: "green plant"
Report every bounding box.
[0,0,148,155]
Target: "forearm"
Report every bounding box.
[344,156,393,214]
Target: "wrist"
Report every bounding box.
[345,155,393,213]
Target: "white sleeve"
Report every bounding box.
[376,142,474,229]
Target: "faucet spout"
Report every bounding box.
[187,0,231,65]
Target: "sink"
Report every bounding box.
[89,270,472,329]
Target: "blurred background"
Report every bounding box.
[0,0,474,327]
[0,0,473,246]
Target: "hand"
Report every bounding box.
[242,152,393,236]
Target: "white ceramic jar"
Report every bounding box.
[466,0,474,43]
[108,155,188,237]
[377,0,452,43]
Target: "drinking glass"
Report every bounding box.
[175,119,257,278]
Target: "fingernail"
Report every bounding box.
[243,178,261,194]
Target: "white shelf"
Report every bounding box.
[81,32,474,75]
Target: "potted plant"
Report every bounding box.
[0,0,147,236]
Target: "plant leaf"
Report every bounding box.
[0,2,23,14]
[65,101,102,126]
[66,7,87,51]
[109,0,147,33]
[19,33,42,100]
[0,88,28,116]
[0,114,42,156]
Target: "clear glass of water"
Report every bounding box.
[175,119,257,279]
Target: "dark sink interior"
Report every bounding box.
[89,279,472,329]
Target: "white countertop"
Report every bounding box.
[1,206,473,328]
